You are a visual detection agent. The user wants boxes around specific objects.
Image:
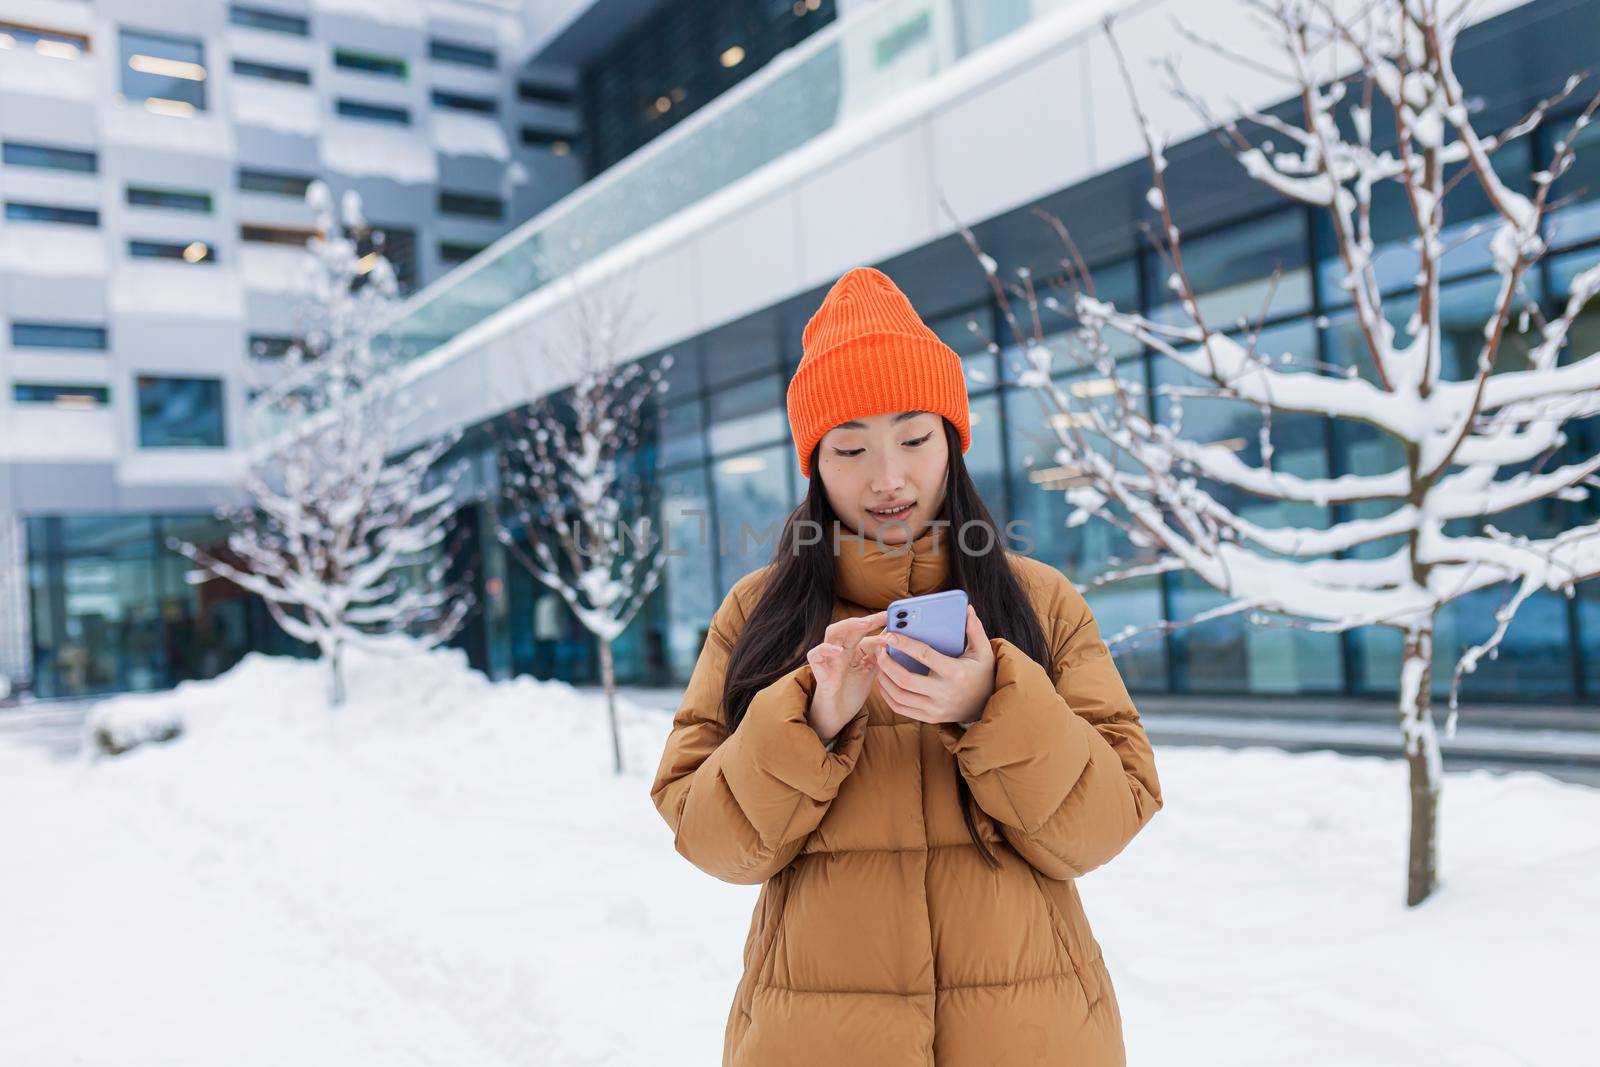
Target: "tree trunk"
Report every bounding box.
[600,638,622,775]
[328,639,347,709]
[1400,627,1441,907]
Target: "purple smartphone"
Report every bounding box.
[884,589,969,675]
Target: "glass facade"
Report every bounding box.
[25,514,296,698]
[14,62,1598,710]
[432,99,1600,705]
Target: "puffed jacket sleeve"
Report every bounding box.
[649,578,870,885]
[936,579,1163,880]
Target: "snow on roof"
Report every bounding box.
[239,245,312,295]
[0,225,106,278]
[231,82,322,137]
[320,120,440,184]
[431,110,510,161]
[111,263,246,320]
[0,49,94,102]
[105,105,237,157]
[313,0,426,25]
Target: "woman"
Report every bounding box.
[649,266,1163,1066]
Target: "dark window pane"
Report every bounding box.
[2,141,97,173]
[1316,138,1532,305]
[229,5,310,35]
[13,383,110,406]
[431,89,497,115]
[520,126,577,153]
[518,81,572,106]
[660,465,714,679]
[1549,109,1600,249]
[121,29,207,111]
[362,225,416,294]
[11,322,107,350]
[240,224,315,246]
[237,168,313,197]
[708,373,785,455]
[137,376,226,448]
[127,186,213,213]
[248,334,298,359]
[438,190,503,219]
[6,202,98,226]
[333,49,407,79]
[439,240,486,265]
[129,239,215,263]
[231,58,311,84]
[336,99,410,125]
[712,444,791,599]
[1147,209,1311,328]
[429,38,496,69]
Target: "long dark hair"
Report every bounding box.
[720,417,1050,869]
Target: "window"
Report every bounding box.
[438,190,503,220]
[0,20,89,55]
[240,223,316,247]
[231,58,311,85]
[520,126,575,154]
[127,186,213,213]
[13,383,109,407]
[431,89,497,115]
[120,29,207,112]
[359,225,416,293]
[1145,209,1311,329]
[137,376,226,448]
[129,239,214,263]
[336,99,410,125]
[518,82,572,106]
[238,168,312,197]
[5,202,98,226]
[429,38,495,69]
[229,4,310,36]
[11,322,107,351]
[2,141,97,173]
[439,240,486,265]
[248,334,298,359]
[333,48,406,79]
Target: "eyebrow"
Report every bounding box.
[835,410,928,429]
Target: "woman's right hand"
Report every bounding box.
[804,611,888,746]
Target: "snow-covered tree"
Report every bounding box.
[172,181,474,708]
[955,0,1600,906]
[495,265,670,775]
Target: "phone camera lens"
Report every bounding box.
[895,620,906,628]
[895,610,908,620]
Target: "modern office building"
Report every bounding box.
[6,0,1597,710]
[0,0,842,697]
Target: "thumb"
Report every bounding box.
[961,605,989,658]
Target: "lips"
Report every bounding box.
[866,501,916,521]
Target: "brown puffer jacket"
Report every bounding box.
[649,529,1164,1065]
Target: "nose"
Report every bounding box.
[867,452,908,496]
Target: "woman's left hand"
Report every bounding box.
[873,606,996,726]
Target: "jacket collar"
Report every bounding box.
[833,522,952,610]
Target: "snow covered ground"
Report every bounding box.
[0,644,1592,1065]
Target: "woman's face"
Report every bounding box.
[816,411,949,544]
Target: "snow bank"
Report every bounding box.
[0,643,1593,1064]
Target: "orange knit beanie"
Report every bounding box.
[787,266,971,478]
